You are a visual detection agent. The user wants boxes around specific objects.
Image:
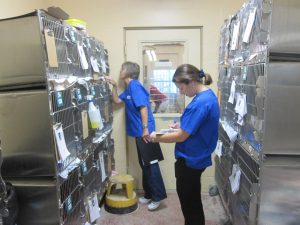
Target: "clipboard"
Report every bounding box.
[156,128,179,135]
[136,138,164,166]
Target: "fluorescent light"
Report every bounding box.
[146,50,153,61]
[150,50,157,61]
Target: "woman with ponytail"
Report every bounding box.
[150,64,220,225]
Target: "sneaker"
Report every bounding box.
[148,201,161,211]
[139,197,151,204]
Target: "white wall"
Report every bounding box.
[0,0,49,19]
[0,0,245,189]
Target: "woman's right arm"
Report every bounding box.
[105,77,123,104]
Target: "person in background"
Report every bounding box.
[150,64,220,224]
[105,61,167,211]
[150,84,167,113]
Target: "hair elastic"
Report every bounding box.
[199,69,205,78]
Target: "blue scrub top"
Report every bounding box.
[119,79,155,137]
[175,89,220,169]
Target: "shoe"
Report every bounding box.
[148,201,161,211]
[139,197,151,204]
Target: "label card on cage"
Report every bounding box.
[228,80,236,104]
[88,194,101,222]
[53,123,70,161]
[77,43,89,69]
[229,164,241,194]
[99,151,107,182]
[235,93,247,117]
[82,110,89,139]
[215,140,223,158]
[243,7,257,43]
[44,29,58,67]
[101,59,107,74]
[104,104,109,123]
[90,56,100,73]
[230,21,240,51]
[93,73,99,81]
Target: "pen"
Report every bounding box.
[170,120,178,129]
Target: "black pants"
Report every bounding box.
[175,158,205,225]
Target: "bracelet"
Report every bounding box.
[142,124,148,129]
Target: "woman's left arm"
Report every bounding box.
[140,106,151,142]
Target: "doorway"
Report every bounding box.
[124,27,202,189]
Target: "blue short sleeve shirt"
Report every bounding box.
[119,80,155,137]
[175,89,220,169]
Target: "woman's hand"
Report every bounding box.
[142,128,151,143]
[105,76,117,87]
[150,131,157,143]
[105,76,123,104]
[169,121,180,129]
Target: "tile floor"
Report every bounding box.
[97,192,228,225]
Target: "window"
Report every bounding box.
[152,69,176,93]
[142,43,185,114]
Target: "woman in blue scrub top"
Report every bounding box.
[105,61,166,211]
[150,64,220,225]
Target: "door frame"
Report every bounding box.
[123,26,203,68]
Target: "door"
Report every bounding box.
[125,27,202,189]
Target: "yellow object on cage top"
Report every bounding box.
[65,18,86,30]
